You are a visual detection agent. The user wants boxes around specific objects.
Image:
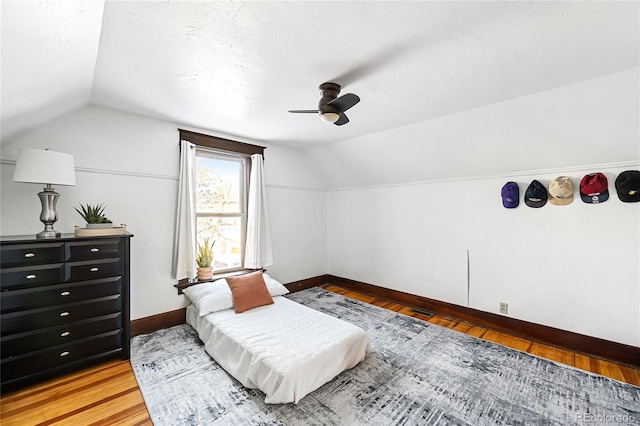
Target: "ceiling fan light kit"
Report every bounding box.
[320,112,340,124]
[289,82,360,126]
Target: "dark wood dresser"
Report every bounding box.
[0,233,133,391]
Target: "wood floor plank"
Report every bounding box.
[452,322,474,334]
[91,407,153,426]
[47,389,146,426]
[619,365,640,385]
[573,353,592,372]
[465,326,488,339]
[596,359,626,384]
[482,330,532,353]
[524,342,563,363]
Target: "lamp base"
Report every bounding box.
[37,226,61,239]
[36,185,61,239]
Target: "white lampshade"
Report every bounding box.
[13,148,76,186]
[320,112,340,124]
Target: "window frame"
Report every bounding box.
[179,129,265,156]
[178,129,266,275]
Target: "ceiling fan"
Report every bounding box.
[288,82,360,125]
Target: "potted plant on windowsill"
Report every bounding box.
[75,203,113,229]
[196,238,215,281]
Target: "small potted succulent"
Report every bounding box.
[75,203,113,229]
[196,238,215,280]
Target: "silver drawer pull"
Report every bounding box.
[90,267,99,272]
[26,274,37,279]
[61,331,70,337]
[24,253,35,258]
[60,312,70,317]
[61,291,70,296]
[90,248,99,252]
[60,351,70,357]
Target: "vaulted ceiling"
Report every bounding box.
[1,1,638,148]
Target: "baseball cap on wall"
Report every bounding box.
[615,170,640,203]
[580,173,609,204]
[501,181,519,208]
[548,176,574,206]
[524,180,548,208]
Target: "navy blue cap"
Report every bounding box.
[524,180,548,208]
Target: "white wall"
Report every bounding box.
[319,69,640,347]
[328,168,639,346]
[0,105,327,320]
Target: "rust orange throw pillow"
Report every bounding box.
[226,271,274,313]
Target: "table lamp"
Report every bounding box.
[13,148,76,238]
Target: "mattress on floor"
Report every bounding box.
[186,296,369,404]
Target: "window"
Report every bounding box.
[196,150,248,272]
[179,129,265,275]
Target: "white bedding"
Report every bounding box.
[186,296,369,404]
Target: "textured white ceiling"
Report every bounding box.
[1,0,105,142]
[1,1,638,147]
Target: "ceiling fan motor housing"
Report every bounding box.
[318,82,341,107]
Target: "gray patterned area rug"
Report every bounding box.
[130,288,640,425]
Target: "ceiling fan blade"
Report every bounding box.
[288,109,319,113]
[334,113,349,126]
[328,93,360,112]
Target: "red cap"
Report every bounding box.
[580,173,609,203]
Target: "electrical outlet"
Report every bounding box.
[499,302,508,314]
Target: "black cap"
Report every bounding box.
[524,180,548,208]
[615,170,640,203]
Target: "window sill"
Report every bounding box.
[175,268,262,294]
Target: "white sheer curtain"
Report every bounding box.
[244,153,274,268]
[171,140,197,280]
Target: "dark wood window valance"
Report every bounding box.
[178,129,266,156]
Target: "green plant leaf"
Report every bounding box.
[75,203,108,224]
[195,238,216,267]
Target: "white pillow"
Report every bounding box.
[183,272,289,316]
[263,273,289,297]
[183,280,233,316]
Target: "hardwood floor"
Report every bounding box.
[2,284,638,425]
[0,360,152,426]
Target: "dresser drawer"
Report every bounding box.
[0,243,66,268]
[1,330,122,381]
[0,264,65,290]
[1,295,122,336]
[67,258,122,282]
[1,277,123,313]
[1,313,122,358]
[68,239,121,261]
